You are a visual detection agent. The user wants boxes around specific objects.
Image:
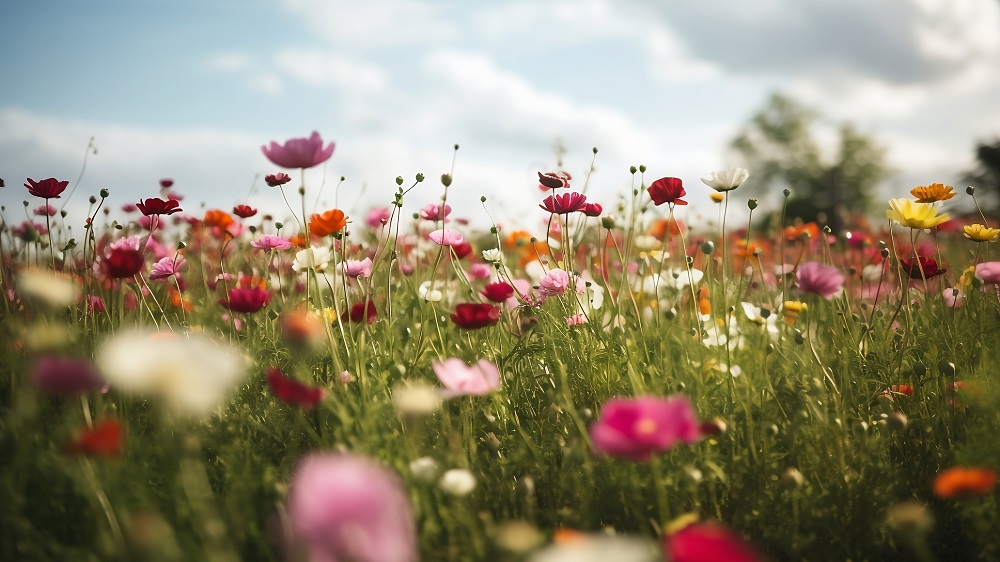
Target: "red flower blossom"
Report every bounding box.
[899,256,946,279]
[24,177,69,199]
[582,202,603,217]
[233,204,258,218]
[481,281,515,303]
[265,173,292,187]
[64,419,124,458]
[221,287,272,313]
[159,178,174,189]
[451,303,501,329]
[103,247,145,279]
[136,197,182,216]
[647,177,687,206]
[452,241,473,259]
[342,300,378,324]
[538,171,571,190]
[261,131,335,169]
[539,192,588,214]
[267,368,325,409]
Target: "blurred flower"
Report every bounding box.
[529,534,659,562]
[647,177,688,206]
[342,257,373,278]
[538,171,571,190]
[366,206,392,228]
[288,452,417,562]
[279,308,325,347]
[18,268,78,307]
[409,457,440,483]
[964,223,1000,242]
[64,419,124,458]
[538,268,571,297]
[782,300,807,325]
[136,197,182,216]
[251,235,292,251]
[709,192,725,203]
[701,167,749,192]
[292,246,333,272]
[933,467,997,500]
[540,191,588,214]
[221,287,271,313]
[664,521,764,562]
[418,281,443,302]
[942,287,964,308]
[590,396,701,461]
[392,381,443,416]
[342,300,378,324]
[910,183,955,203]
[482,248,506,264]
[433,358,501,397]
[481,281,515,303]
[428,229,464,246]
[232,204,257,218]
[261,131,335,169]
[30,355,104,395]
[33,204,57,217]
[264,172,292,187]
[974,261,1000,284]
[795,261,844,299]
[150,256,186,281]
[451,303,501,329]
[24,177,69,199]
[159,178,174,189]
[452,240,473,259]
[203,209,234,230]
[582,203,603,217]
[310,209,348,237]
[87,295,106,314]
[419,203,452,221]
[103,247,145,279]
[899,256,946,280]
[439,468,477,496]
[267,368,324,409]
[565,313,588,326]
[886,198,949,229]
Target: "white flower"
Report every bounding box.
[409,457,440,483]
[862,264,884,282]
[392,381,442,416]
[292,245,333,272]
[418,280,443,302]
[701,167,750,192]
[702,316,745,351]
[18,268,79,307]
[528,535,659,562]
[482,248,505,264]
[97,330,249,416]
[438,468,477,496]
[741,302,779,341]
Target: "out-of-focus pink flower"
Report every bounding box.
[366,207,392,228]
[33,204,57,217]
[150,256,186,281]
[428,229,464,247]
[342,258,373,278]
[30,355,105,395]
[942,287,965,308]
[121,203,138,213]
[975,261,1000,285]
[664,521,764,562]
[288,452,417,562]
[590,396,702,461]
[467,263,491,280]
[433,358,501,397]
[538,268,571,297]
[251,235,293,251]
[265,172,293,187]
[261,131,335,169]
[566,313,588,326]
[540,191,588,214]
[221,287,272,313]
[419,203,452,221]
[87,295,106,314]
[795,261,844,299]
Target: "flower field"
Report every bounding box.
[3,132,1000,561]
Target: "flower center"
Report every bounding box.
[635,418,657,435]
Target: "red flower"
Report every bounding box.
[103,247,145,279]
[451,303,501,329]
[582,202,603,217]
[24,177,69,199]
[664,522,764,562]
[342,300,378,324]
[221,287,272,313]
[265,173,292,187]
[136,197,182,216]
[452,241,473,259]
[267,368,325,409]
[233,204,258,218]
[539,192,588,214]
[64,419,124,458]
[934,467,997,500]
[481,281,514,303]
[647,177,687,206]
[538,171,571,190]
[899,256,946,279]
[159,178,174,189]
[261,131,335,169]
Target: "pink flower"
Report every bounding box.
[590,396,702,461]
[565,313,588,326]
[87,295,106,314]
[942,287,965,308]
[664,522,764,562]
[975,261,1000,285]
[539,191,588,214]
[538,268,570,297]
[261,131,335,169]
[342,258,373,278]
[538,171,571,190]
[366,207,392,228]
[582,202,603,217]
[288,453,417,562]
[251,235,293,251]
[33,205,57,217]
[467,263,491,280]
[433,358,501,397]
[795,261,845,299]
[419,203,452,221]
[265,172,292,187]
[428,229,464,247]
[150,256,186,281]
[30,355,105,395]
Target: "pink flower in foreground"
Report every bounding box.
[664,522,764,562]
[975,261,1000,285]
[342,257,373,278]
[261,131,335,169]
[251,235,293,251]
[288,453,417,562]
[795,261,845,299]
[419,203,452,221]
[538,268,571,297]
[433,358,501,397]
[150,256,186,281]
[428,229,464,247]
[590,396,702,461]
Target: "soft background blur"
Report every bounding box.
[2,0,999,229]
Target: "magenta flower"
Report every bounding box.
[539,191,588,214]
[795,261,845,299]
[590,396,702,461]
[261,131,335,169]
[975,261,1000,285]
[433,358,501,397]
[288,453,418,562]
[428,229,465,247]
[419,203,452,221]
[265,172,293,187]
[251,235,293,251]
[24,177,69,199]
[33,205,57,217]
[150,256,186,281]
[30,355,105,395]
[221,287,272,313]
[537,268,570,297]
[664,522,764,562]
[342,257,373,278]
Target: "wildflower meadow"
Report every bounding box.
[4,132,1000,561]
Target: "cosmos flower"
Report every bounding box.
[451,303,501,329]
[267,368,325,409]
[433,358,501,397]
[419,203,452,221]
[647,177,688,206]
[589,396,702,461]
[264,172,292,187]
[700,167,749,192]
[24,177,69,199]
[886,198,950,229]
[899,256,946,280]
[664,521,764,562]
[232,204,257,218]
[150,256,186,281]
[221,287,272,313]
[261,131,335,169]
[795,261,845,299]
[910,183,955,203]
[540,192,588,214]
[342,257,373,278]
[342,300,378,324]
[136,197,182,216]
[428,229,465,247]
[30,355,105,395]
[582,202,603,217]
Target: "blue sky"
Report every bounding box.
[3,0,1000,229]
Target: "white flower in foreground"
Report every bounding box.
[482,248,505,264]
[18,268,79,307]
[701,167,750,192]
[97,330,249,416]
[528,535,659,562]
[292,245,333,272]
[439,468,477,496]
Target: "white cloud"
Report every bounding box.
[280,0,460,48]
[271,48,390,96]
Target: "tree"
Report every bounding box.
[730,93,890,233]
[963,139,1000,217]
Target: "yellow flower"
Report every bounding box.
[782,300,807,325]
[886,198,950,229]
[910,183,956,203]
[709,192,725,203]
[963,224,1000,243]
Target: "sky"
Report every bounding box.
[2,0,1000,231]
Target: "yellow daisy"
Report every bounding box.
[886,198,950,229]
[963,224,1000,243]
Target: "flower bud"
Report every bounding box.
[966,185,975,195]
[441,173,452,187]
[629,166,637,174]
[700,241,715,255]
[100,188,110,198]
[415,173,425,182]
[395,176,404,186]
[748,198,758,210]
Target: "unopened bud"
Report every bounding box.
[441,173,452,187]
[395,176,404,186]
[748,198,758,210]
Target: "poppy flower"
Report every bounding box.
[664,521,764,562]
[309,209,348,237]
[540,191,588,214]
[481,282,514,303]
[136,197,182,216]
[589,396,702,461]
[103,247,145,279]
[647,177,688,206]
[159,178,174,189]
[233,204,258,218]
[24,177,69,199]
[342,300,378,324]
[30,355,105,395]
[419,203,452,221]
[64,419,124,458]
[538,268,571,297]
[265,172,293,187]
[451,303,501,329]
[261,131,335,169]
[342,258,373,278]
[428,229,464,247]
[203,209,234,230]
[899,256,946,279]
[267,368,325,409]
[933,467,997,500]
[221,287,272,313]
[538,171,571,190]
[795,261,845,299]
[886,198,950,229]
[292,246,334,272]
[701,167,749,192]
[451,241,473,259]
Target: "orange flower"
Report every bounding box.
[237,275,267,289]
[649,217,685,238]
[309,209,348,237]
[504,230,549,266]
[784,222,820,242]
[168,288,192,311]
[709,192,725,203]
[698,286,711,316]
[910,183,955,203]
[933,467,996,500]
[287,233,308,248]
[204,209,234,229]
